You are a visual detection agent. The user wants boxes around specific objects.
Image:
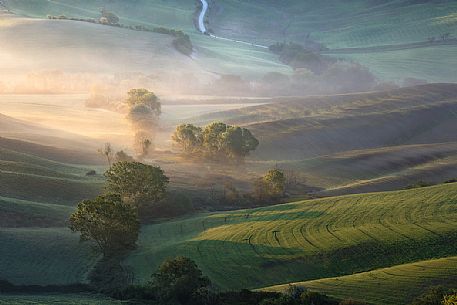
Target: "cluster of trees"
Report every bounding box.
[112,256,370,305]
[172,122,259,162]
[269,42,333,74]
[69,161,169,256]
[153,27,194,56]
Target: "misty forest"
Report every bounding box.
[0,0,457,304]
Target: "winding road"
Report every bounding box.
[197,0,268,49]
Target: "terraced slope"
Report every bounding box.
[126,183,457,290]
[263,256,457,305]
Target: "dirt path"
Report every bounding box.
[197,0,268,49]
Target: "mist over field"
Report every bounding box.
[0,1,456,304]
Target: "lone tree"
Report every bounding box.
[126,88,161,115]
[125,89,161,157]
[69,194,139,256]
[263,169,286,197]
[104,161,169,206]
[151,256,211,304]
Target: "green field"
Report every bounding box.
[339,45,457,82]
[0,143,103,205]
[263,256,457,305]
[206,0,457,48]
[4,0,457,82]
[1,0,290,80]
[125,183,457,291]
[0,227,99,285]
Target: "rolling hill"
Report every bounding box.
[0,137,104,285]
[204,0,457,82]
[1,178,456,303]
[0,4,289,83]
[4,0,457,82]
[125,183,457,292]
[192,84,457,192]
[263,256,457,305]
[203,0,457,48]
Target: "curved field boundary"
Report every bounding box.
[262,256,457,305]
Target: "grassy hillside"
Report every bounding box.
[193,84,457,126]
[126,183,457,290]
[0,146,103,205]
[0,196,72,227]
[0,227,99,285]
[1,2,289,80]
[192,84,457,192]
[7,0,457,83]
[205,0,457,48]
[263,256,457,305]
[338,45,457,83]
[257,142,457,194]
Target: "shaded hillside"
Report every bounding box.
[263,142,457,193]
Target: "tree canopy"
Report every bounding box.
[69,194,139,256]
[104,161,169,206]
[126,88,161,116]
[151,256,211,304]
[172,122,259,161]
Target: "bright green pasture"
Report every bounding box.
[264,256,457,305]
[127,183,457,290]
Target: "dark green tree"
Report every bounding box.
[151,256,211,304]
[69,194,139,256]
[172,122,258,161]
[222,126,259,159]
[104,161,169,206]
[172,124,203,154]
